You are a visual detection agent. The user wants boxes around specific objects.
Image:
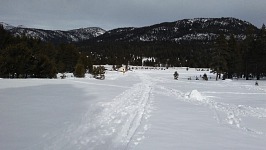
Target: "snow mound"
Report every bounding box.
[186,90,205,101]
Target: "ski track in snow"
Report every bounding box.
[16,71,266,150]
[44,72,154,150]
[154,84,266,135]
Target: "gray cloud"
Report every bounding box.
[0,0,265,30]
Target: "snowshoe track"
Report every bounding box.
[155,85,266,135]
[47,73,154,150]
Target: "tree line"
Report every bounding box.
[0,25,93,78]
[1,24,266,80]
[210,25,266,80]
[79,24,266,80]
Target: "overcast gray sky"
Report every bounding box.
[0,0,265,30]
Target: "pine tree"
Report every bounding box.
[74,64,85,78]
[173,71,179,80]
[227,35,242,78]
[92,66,105,79]
[57,44,79,72]
[202,73,208,81]
[251,24,266,80]
[210,34,229,80]
[242,26,256,80]
[77,54,93,73]
[0,24,10,49]
[1,43,31,78]
[33,54,57,78]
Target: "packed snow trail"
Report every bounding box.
[45,72,154,150]
[2,69,266,150]
[154,84,266,135]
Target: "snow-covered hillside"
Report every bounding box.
[94,17,258,42]
[0,22,15,30]
[0,68,266,150]
[2,17,258,43]
[0,22,106,43]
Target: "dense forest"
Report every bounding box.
[0,23,266,80]
[79,24,266,80]
[0,25,93,78]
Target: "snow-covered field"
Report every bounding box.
[1,68,266,150]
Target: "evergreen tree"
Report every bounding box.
[33,54,57,78]
[77,53,93,73]
[74,64,86,78]
[210,34,229,80]
[0,24,11,50]
[0,43,31,78]
[173,71,179,80]
[250,24,266,80]
[227,35,242,78]
[92,66,105,79]
[242,26,256,80]
[57,44,79,72]
[202,73,208,81]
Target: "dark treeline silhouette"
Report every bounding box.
[0,25,93,78]
[79,24,266,80]
[78,41,211,68]
[1,23,266,80]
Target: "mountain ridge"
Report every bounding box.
[90,17,258,43]
[1,17,259,43]
[0,22,106,43]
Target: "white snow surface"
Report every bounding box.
[1,68,266,150]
